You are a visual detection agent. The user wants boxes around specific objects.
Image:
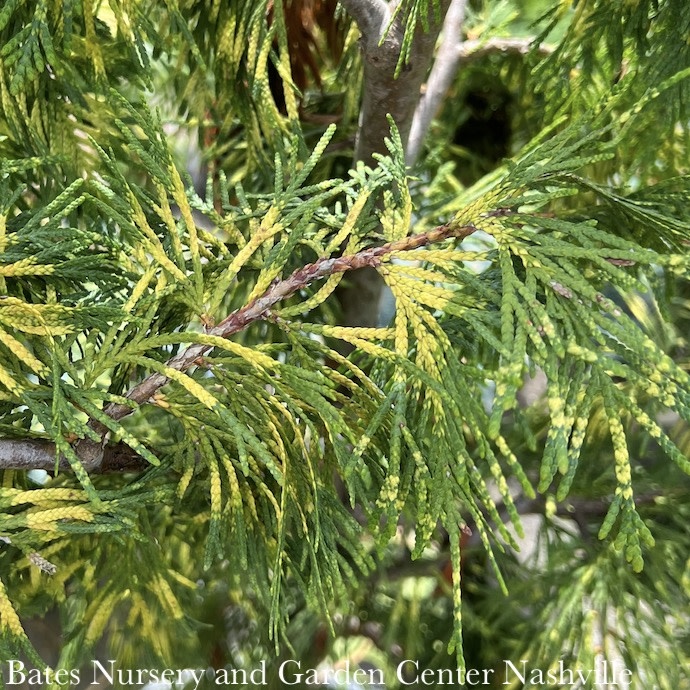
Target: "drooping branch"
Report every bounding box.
[0,221,478,473]
[102,221,478,422]
[4,12,553,476]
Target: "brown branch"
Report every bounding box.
[0,439,60,472]
[102,221,478,423]
[0,438,149,473]
[349,0,451,166]
[0,221,478,473]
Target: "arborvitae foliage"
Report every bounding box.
[0,0,689,687]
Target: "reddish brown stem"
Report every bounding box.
[3,222,477,473]
[102,222,477,422]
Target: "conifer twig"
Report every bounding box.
[0,222,478,472]
[101,221,479,423]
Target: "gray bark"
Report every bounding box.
[337,0,455,332]
[407,0,468,165]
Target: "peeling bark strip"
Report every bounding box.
[0,222,477,473]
